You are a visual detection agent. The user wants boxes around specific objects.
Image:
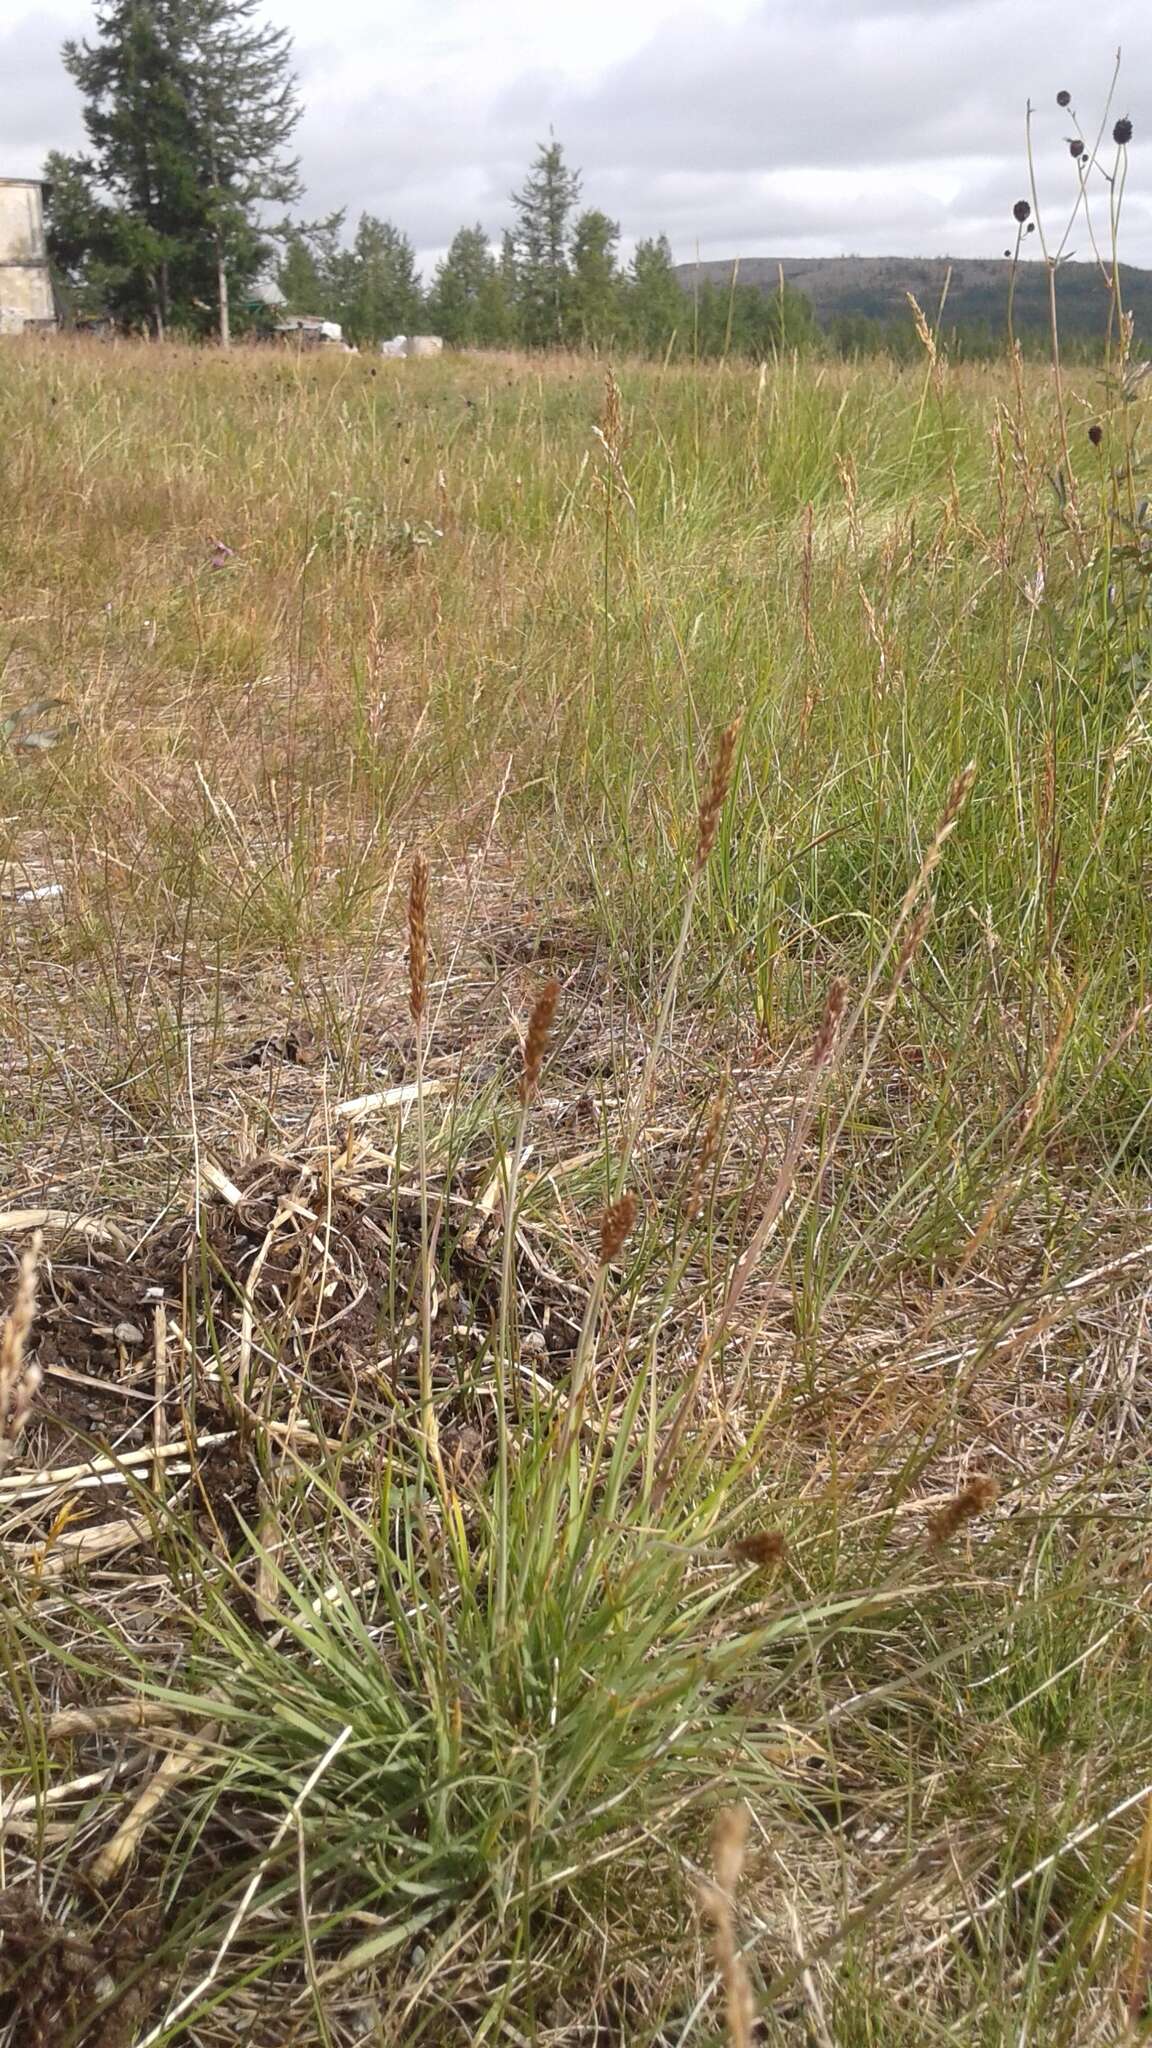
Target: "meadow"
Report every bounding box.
[1,333,1151,2045]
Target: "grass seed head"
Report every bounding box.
[731,1528,785,1569]
[698,1805,755,2048]
[811,979,847,1069]
[408,852,429,1022]
[0,1232,43,1473]
[598,1192,637,1265]
[599,368,623,463]
[894,899,934,986]
[519,978,560,1104]
[929,1475,1000,1545]
[686,1085,727,1220]
[694,718,742,872]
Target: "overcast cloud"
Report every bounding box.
[1,0,1147,274]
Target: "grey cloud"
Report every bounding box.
[0,12,87,171]
[1,0,1148,272]
[506,0,1142,175]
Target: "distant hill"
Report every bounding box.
[672,254,1152,342]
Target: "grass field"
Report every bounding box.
[2,334,1152,2045]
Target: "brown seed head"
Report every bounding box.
[811,978,847,1069]
[1012,199,1031,224]
[1114,117,1133,146]
[1056,89,1071,108]
[731,1528,785,1569]
[0,1231,43,1471]
[941,761,978,834]
[599,367,623,463]
[1069,138,1085,159]
[893,899,933,987]
[1088,422,1103,446]
[519,978,560,1104]
[694,718,742,872]
[598,1191,637,1265]
[408,853,428,1022]
[686,1085,727,1221]
[928,1475,1000,1545]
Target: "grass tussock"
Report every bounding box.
[0,334,1151,2045]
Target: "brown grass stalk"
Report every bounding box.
[407,851,442,1489]
[697,1804,756,2048]
[651,982,844,1506]
[495,979,562,1632]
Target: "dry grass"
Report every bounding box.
[1,335,1151,2044]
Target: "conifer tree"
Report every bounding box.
[570,209,620,349]
[510,139,580,347]
[58,0,299,339]
[428,225,497,347]
[337,216,421,345]
[625,235,684,355]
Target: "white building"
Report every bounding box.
[0,179,55,333]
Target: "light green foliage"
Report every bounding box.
[427,224,512,348]
[570,208,622,349]
[335,213,423,345]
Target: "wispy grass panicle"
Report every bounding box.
[892,899,934,989]
[695,718,741,872]
[0,1231,42,1474]
[686,1085,727,1221]
[810,977,847,1068]
[408,852,429,1023]
[599,367,623,464]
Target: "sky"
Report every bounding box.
[1,0,1148,276]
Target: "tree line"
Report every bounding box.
[43,1,817,358]
[45,0,1089,364]
[274,145,817,356]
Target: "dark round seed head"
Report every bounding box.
[1056,89,1071,108]
[1113,117,1133,146]
[1069,138,1085,158]
[1013,198,1031,223]
[1003,248,1012,258]
[1026,222,1036,233]
[1088,423,1103,446]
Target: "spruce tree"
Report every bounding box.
[337,216,421,346]
[625,235,684,356]
[428,225,496,347]
[510,140,580,348]
[277,232,327,317]
[59,0,300,339]
[570,210,620,349]
[179,0,301,345]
